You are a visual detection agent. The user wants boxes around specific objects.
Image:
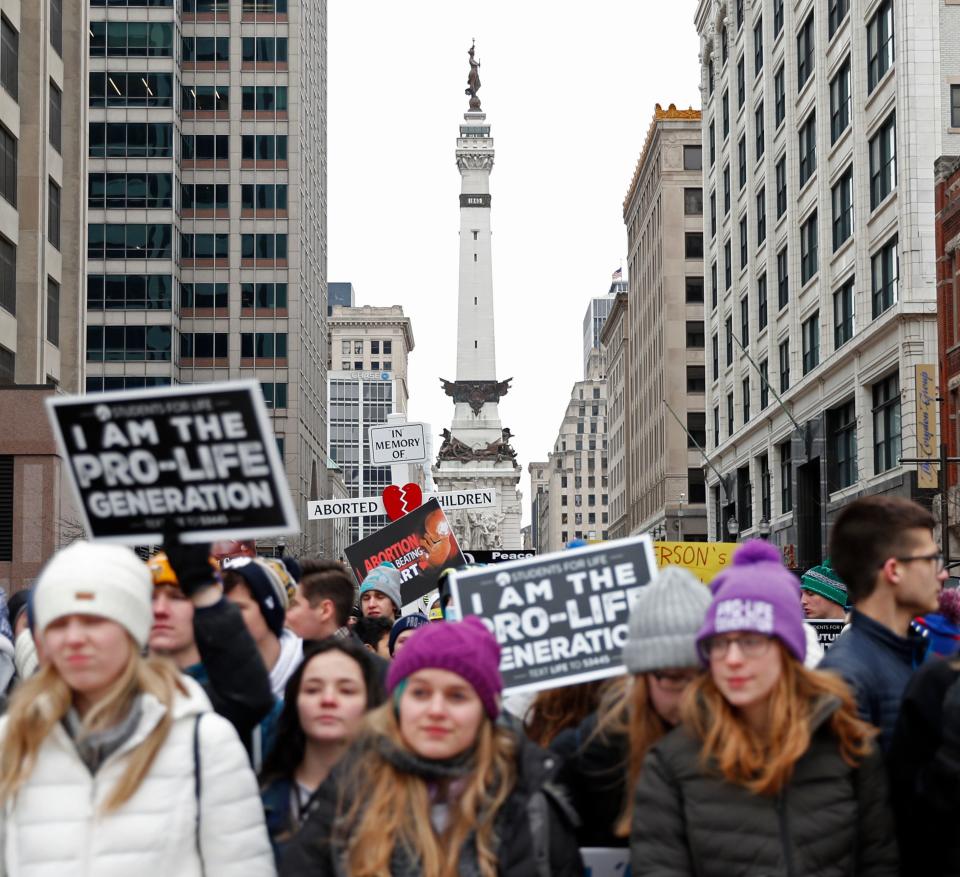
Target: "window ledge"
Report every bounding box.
[830,234,855,265]
[864,66,896,114]
[827,124,853,163]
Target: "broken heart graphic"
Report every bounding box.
[382,483,423,520]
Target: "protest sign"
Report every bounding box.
[654,541,737,584]
[47,380,298,544]
[308,488,496,520]
[449,536,658,695]
[345,498,466,605]
[368,422,427,464]
[806,619,845,649]
[582,848,631,877]
[464,549,537,564]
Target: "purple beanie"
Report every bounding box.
[386,617,503,718]
[696,539,806,663]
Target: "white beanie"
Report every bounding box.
[34,541,153,647]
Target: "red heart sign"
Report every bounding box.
[382,483,423,520]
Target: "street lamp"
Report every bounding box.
[727,515,740,541]
[758,518,771,539]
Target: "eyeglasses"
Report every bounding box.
[650,670,700,691]
[704,633,772,660]
[893,552,945,573]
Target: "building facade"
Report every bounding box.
[622,104,708,542]
[600,290,629,540]
[696,0,952,568]
[527,460,548,552]
[0,1,87,589]
[84,0,329,554]
[581,280,625,377]
[327,303,414,546]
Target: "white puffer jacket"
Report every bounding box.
[0,675,275,877]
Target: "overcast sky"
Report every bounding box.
[327,2,702,527]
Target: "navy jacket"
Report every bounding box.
[819,609,926,752]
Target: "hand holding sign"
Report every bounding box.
[382,483,423,521]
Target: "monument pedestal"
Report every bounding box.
[433,460,522,551]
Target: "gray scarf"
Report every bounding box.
[62,696,144,775]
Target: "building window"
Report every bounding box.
[240,332,288,360]
[724,240,732,290]
[779,339,790,391]
[755,100,765,160]
[260,383,288,409]
[830,58,851,144]
[0,124,15,208]
[725,315,733,366]
[684,187,703,215]
[45,277,59,346]
[183,182,229,211]
[757,186,766,244]
[689,468,707,504]
[871,235,899,317]
[683,145,702,170]
[801,311,819,374]
[49,82,62,153]
[709,120,716,165]
[90,122,173,158]
[720,25,728,64]
[241,36,288,63]
[952,85,960,129]
[687,367,706,394]
[48,180,60,251]
[828,398,857,491]
[738,136,747,189]
[708,59,715,98]
[182,282,228,309]
[86,325,172,362]
[740,296,750,347]
[799,112,816,186]
[777,246,789,308]
[711,261,718,309]
[1,16,17,101]
[832,165,854,251]
[754,18,764,75]
[180,84,229,113]
[867,0,894,93]
[0,236,13,316]
[686,321,705,348]
[797,12,815,91]
[742,376,751,422]
[180,233,228,260]
[712,333,719,378]
[686,276,704,303]
[87,224,172,260]
[241,85,288,112]
[87,274,173,310]
[760,359,769,409]
[872,372,901,473]
[739,216,748,269]
[800,211,818,284]
[241,134,287,161]
[829,0,849,37]
[757,273,768,330]
[736,0,744,29]
[182,35,231,61]
[241,183,288,211]
[710,191,717,237]
[90,173,173,209]
[179,332,228,361]
[737,56,745,108]
[775,155,787,218]
[833,277,855,348]
[760,454,771,520]
[0,455,11,560]
[241,233,288,261]
[684,233,703,259]
[780,441,793,512]
[723,165,731,214]
[774,65,785,127]
[94,22,175,57]
[774,0,784,37]
[50,0,63,55]
[869,112,897,209]
[722,90,730,139]
[89,71,174,107]
[713,406,720,445]
[727,392,735,434]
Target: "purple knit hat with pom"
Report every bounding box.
[386,617,503,718]
[695,539,806,663]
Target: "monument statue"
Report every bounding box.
[465,41,482,110]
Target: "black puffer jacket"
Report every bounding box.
[630,697,898,877]
[281,728,583,877]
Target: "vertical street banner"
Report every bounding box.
[448,536,658,695]
[344,498,466,605]
[654,541,737,584]
[916,363,938,489]
[47,380,299,544]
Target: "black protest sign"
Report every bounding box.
[463,549,537,564]
[448,536,658,695]
[345,498,466,605]
[47,380,298,544]
[806,619,845,650]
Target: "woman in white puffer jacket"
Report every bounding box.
[0,541,276,877]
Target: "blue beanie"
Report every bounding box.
[223,557,287,638]
[388,613,430,655]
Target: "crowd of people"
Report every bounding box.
[0,493,955,875]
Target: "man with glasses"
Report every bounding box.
[821,495,947,751]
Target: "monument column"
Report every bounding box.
[433,43,522,550]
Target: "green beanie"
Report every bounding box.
[800,557,849,608]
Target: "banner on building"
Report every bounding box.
[46,380,298,544]
[916,364,938,489]
[448,536,658,695]
[344,498,466,605]
[654,541,737,584]
[806,619,845,650]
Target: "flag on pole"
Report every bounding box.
[612,267,623,280]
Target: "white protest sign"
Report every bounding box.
[449,535,658,696]
[308,488,496,520]
[46,380,298,544]
[369,422,428,464]
[582,848,631,877]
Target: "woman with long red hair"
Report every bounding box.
[630,540,898,876]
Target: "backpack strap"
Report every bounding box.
[193,715,206,877]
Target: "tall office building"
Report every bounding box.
[621,104,708,542]
[696,0,954,568]
[600,289,628,540]
[0,1,88,590]
[581,278,625,378]
[327,303,414,546]
[84,0,329,554]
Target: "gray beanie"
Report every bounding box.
[623,565,712,673]
[360,563,403,612]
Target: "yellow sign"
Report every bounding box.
[915,364,938,489]
[654,541,738,585]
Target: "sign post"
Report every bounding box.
[47,380,298,544]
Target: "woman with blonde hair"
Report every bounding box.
[631,541,898,876]
[0,541,275,875]
[281,617,582,877]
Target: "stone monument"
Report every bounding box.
[432,43,522,550]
